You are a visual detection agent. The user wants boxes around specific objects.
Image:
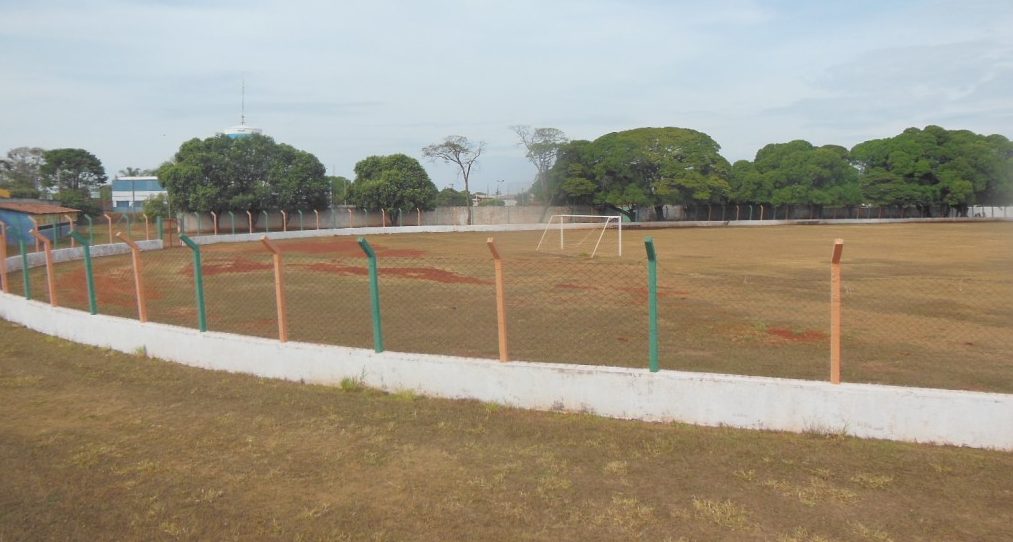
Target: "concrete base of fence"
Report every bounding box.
[5,240,164,272]
[1,293,1010,451]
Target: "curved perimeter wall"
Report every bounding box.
[2,223,1011,451]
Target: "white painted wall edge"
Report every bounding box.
[4,240,164,272]
[2,293,1010,451]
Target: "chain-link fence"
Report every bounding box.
[2,233,1011,393]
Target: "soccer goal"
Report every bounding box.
[536,214,623,257]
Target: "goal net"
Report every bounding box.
[536,214,622,257]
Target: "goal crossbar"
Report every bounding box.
[536,214,622,257]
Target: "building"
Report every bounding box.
[0,201,80,245]
[111,176,166,213]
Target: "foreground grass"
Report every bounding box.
[1,320,1011,541]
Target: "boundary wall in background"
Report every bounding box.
[1,294,1010,450]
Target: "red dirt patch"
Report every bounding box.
[766,327,827,342]
[305,262,490,285]
[277,238,426,258]
[182,257,272,277]
[60,266,163,309]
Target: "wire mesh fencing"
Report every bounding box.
[842,275,1013,390]
[656,269,829,380]
[3,233,1012,393]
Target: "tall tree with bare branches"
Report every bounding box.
[511,125,568,201]
[421,135,484,224]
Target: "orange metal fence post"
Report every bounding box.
[486,237,509,362]
[29,229,58,306]
[314,209,320,230]
[64,214,77,248]
[281,210,288,232]
[260,236,289,342]
[247,210,254,234]
[0,223,8,293]
[143,214,150,241]
[417,207,422,226]
[830,239,844,384]
[103,213,113,245]
[210,211,219,235]
[116,232,148,322]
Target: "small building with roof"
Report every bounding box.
[0,201,80,245]
[112,176,166,213]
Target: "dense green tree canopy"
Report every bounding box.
[731,140,860,211]
[434,187,469,207]
[328,176,352,206]
[547,127,731,219]
[850,126,1012,215]
[157,134,328,213]
[349,154,437,211]
[40,148,107,192]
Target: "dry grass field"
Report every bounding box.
[7,221,1013,392]
[1,320,1011,541]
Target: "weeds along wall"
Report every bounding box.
[1,221,1011,450]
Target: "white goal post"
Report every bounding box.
[535,214,622,257]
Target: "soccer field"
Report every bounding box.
[9,221,1013,392]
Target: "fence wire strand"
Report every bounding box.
[3,233,1012,393]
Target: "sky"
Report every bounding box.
[2,0,1012,194]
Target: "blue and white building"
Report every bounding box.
[111,176,166,213]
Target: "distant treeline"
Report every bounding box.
[543,125,1012,220]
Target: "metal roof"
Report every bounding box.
[0,202,81,215]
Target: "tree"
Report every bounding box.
[142,193,170,218]
[749,140,859,217]
[328,176,352,206]
[434,187,469,207]
[546,127,731,220]
[422,135,484,224]
[850,126,1012,216]
[157,134,328,213]
[349,154,437,213]
[511,126,568,202]
[40,148,107,193]
[0,147,46,197]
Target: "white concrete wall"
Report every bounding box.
[1,293,1010,450]
[4,240,163,272]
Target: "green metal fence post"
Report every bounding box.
[84,215,94,245]
[179,235,208,332]
[645,237,659,372]
[229,211,236,235]
[357,237,384,353]
[69,231,97,314]
[156,216,164,241]
[17,235,31,300]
